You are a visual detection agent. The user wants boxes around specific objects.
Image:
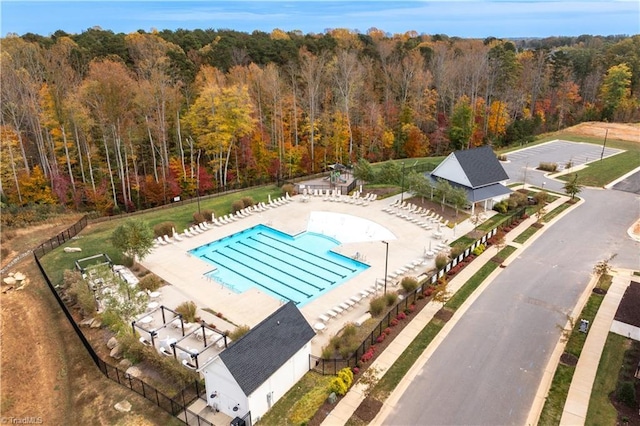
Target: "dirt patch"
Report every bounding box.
[0,218,177,425]
[614,281,640,328]
[564,122,640,143]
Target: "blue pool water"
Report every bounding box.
[189,224,369,306]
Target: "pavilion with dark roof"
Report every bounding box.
[200,301,315,422]
[427,145,512,213]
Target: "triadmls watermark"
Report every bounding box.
[1,417,43,424]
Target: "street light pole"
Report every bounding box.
[382,241,389,295]
[400,162,405,204]
[196,149,202,214]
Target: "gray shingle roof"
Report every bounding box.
[452,146,509,188]
[219,302,315,396]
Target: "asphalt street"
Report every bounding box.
[384,141,639,425]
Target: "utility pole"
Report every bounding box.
[600,128,608,161]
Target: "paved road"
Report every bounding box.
[384,142,639,425]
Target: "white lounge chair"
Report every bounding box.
[319,314,330,323]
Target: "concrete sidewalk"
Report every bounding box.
[559,274,631,425]
[321,195,570,426]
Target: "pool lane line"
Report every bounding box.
[253,232,357,273]
[202,254,299,303]
[225,245,326,291]
[212,250,315,299]
[237,240,342,282]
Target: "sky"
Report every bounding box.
[1,1,639,39]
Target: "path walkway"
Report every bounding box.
[559,273,632,425]
[321,195,569,426]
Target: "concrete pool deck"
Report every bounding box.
[140,192,479,355]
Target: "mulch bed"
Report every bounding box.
[614,281,640,327]
[434,307,454,322]
[560,352,578,367]
[353,397,383,423]
[308,292,433,426]
[593,287,607,295]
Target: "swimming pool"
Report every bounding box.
[189,224,369,306]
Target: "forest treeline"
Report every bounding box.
[1,27,638,214]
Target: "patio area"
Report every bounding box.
[139,189,481,356]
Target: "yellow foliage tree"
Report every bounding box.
[17,165,57,205]
[487,100,509,139]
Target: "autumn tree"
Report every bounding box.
[600,63,634,121]
[448,96,474,150]
[563,173,583,200]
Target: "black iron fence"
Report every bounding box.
[33,215,88,259]
[32,219,213,425]
[310,225,499,375]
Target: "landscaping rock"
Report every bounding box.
[327,392,337,404]
[118,359,132,370]
[114,400,131,413]
[125,366,143,379]
[90,318,102,328]
[110,344,123,360]
[79,317,94,327]
[107,337,118,349]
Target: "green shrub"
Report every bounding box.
[450,244,464,259]
[68,278,96,317]
[231,200,245,213]
[62,269,83,291]
[617,382,637,408]
[241,196,255,207]
[175,301,198,323]
[153,221,175,238]
[369,296,386,316]
[281,183,295,196]
[122,255,134,267]
[329,376,348,396]
[538,162,558,172]
[100,309,128,335]
[138,274,162,292]
[494,200,508,213]
[202,209,214,222]
[229,325,250,341]
[193,211,205,224]
[321,345,333,359]
[401,277,419,293]
[339,345,356,359]
[341,323,357,338]
[435,253,449,270]
[473,244,486,256]
[329,335,342,350]
[338,367,354,388]
[118,332,146,364]
[509,192,527,208]
[288,385,331,425]
[497,153,507,161]
[385,292,398,306]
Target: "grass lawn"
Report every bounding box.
[39,185,284,285]
[538,364,575,425]
[445,246,517,311]
[537,284,607,425]
[557,150,640,187]
[585,333,628,426]
[542,201,573,223]
[564,293,605,358]
[512,226,539,244]
[371,320,445,400]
